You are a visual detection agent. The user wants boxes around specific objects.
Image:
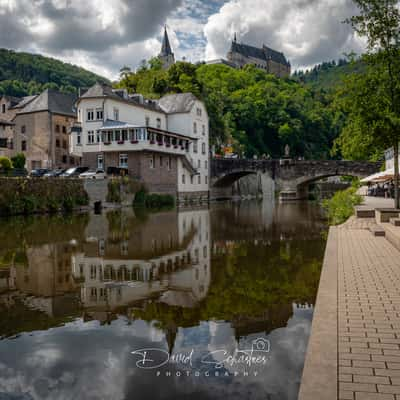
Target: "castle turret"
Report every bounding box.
[159,26,175,69]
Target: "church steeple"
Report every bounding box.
[159,25,175,69]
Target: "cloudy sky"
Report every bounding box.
[0,0,365,80]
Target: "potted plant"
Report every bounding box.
[131,139,139,144]
[117,140,124,144]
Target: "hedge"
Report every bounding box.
[0,178,89,216]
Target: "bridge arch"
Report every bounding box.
[211,170,258,188]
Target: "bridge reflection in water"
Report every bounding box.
[0,201,327,400]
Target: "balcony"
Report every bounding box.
[91,122,196,156]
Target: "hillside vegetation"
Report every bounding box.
[0,48,109,97]
[293,59,365,92]
[115,60,342,159]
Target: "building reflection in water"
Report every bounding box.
[72,209,211,318]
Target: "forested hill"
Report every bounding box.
[0,48,109,97]
[293,59,365,91]
[115,60,342,159]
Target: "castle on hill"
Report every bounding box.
[158,27,290,78]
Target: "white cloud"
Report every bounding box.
[204,0,365,69]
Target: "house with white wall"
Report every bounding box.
[71,83,209,202]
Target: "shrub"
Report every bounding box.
[0,156,12,173]
[133,191,175,209]
[11,153,26,169]
[106,179,121,203]
[322,186,363,225]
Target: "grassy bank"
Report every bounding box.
[0,178,89,216]
[322,185,363,225]
[133,189,175,209]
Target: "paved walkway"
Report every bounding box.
[300,214,400,400]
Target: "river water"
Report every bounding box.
[0,200,327,400]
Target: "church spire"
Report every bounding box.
[160,25,173,57]
[159,25,175,69]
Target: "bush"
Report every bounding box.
[322,186,363,225]
[11,153,25,169]
[106,179,121,203]
[0,156,12,173]
[133,191,175,209]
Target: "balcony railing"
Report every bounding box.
[96,126,194,152]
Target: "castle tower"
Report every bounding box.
[159,26,175,69]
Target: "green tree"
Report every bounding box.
[11,153,26,169]
[0,156,13,172]
[336,0,400,207]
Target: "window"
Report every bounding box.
[56,139,60,147]
[70,157,75,165]
[87,109,94,121]
[205,176,208,184]
[198,175,201,184]
[97,154,104,170]
[55,125,60,133]
[96,108,103,120]
[193,141,198,153]
[167,156,171,170]
[145,116,150,126]
[119,153,128,168]
[197,107,202,116]
[0,138,7,148]
[62,140,67,149]
[21,125,26,134]
[193,122,197,134]
[8,138,13,150]
[113,108,119,121]
[160,156,163,167]
[205,160,208,169]
[182,174,186,184]
[62,126,67,134]
[202,125,205,135]
[77,132,81,145]
[1,104,5,113]
[202,142,206,154]
[21,140,27,151]
[88,130,95,144]
[190,175,193,184]
[96,131,101,143]
[156,118,161,129]
[197,159,200,168]
[62,155,67,163]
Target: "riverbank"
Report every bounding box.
[300,197,400,400]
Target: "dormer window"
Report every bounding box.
[196,108,202,116]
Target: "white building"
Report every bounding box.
[71,83,210,201]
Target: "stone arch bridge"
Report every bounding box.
[210,158,381,200]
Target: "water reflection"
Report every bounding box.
[0,201,327,400]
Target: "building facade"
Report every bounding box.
[0,91,79,170]
[13,89,79,170]
[71,83,209,201]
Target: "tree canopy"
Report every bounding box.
[115,61,340,159]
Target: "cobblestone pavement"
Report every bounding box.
[338,226,400,400]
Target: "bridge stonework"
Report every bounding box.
[210,159,381,200]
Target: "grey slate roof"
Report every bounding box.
[230,41,289,66]
[11,95,38,110]
[160,26,173,56]
[80,83,163,112]
[158,93,197,114]
[18,90,76,116]
[0,95,21,107]
[80,83,118,99]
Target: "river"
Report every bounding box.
[0,200,327,400]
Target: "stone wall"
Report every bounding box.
[0,177,88,216]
